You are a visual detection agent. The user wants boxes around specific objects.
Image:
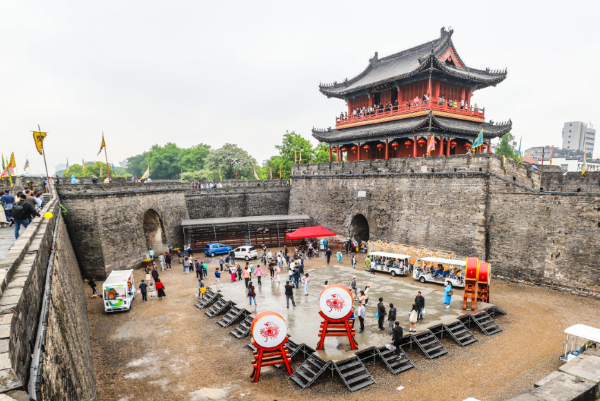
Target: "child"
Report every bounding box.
[236,265,243,281]
[148,282,157,301]
[301,273,309,296]
[255,264,263,286]
[230,264,236,282]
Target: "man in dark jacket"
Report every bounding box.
[391,321,404,357]
[377,297,386,330]
[284,281,296,308]
[11,194,40,239]
[151,267,159,283]
[387,303,397,335]
[325,248,332,265]
[415,291,425,320]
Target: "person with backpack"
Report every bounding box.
[301,273,309,295]
[292,267,301,288]
[0,190,14,222]
[247,281,257,305]
[88,278,100,298]
[11,193,40,239]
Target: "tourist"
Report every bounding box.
[255,264,263,286]
[218,256,224,272]
[360,284,371,305]
[370,258,376,275]
[165,252,172,270]
[284,281,296,308]
[145,265,152,283]
[408,303,419,332]
[275,263,281,283]
[323,238,328,251]
[88,278,100,298]
[349,276,358,298]
[387,303,397,335]
[267,250,273,261]
[293,267,301,288]
[151,266,159,283]
[243,266,251,288]
[415,291,425,320]
[325,248,332,265]
[139,280,148,303]
[302,273,309,295]
[357,302,366,333]
[351,255,357,269]
[70,175,77,184]
[168,246,173,258]
[229,264,236,281]
[1,190,14,222]
[183,257,190,274]
[158,253,165,271]
[390,321,404,357]
[236,265,242,281]
[155,279,166,300]
[198,279,206,299]
[377,297,386,330]
[148,282,157,301]
[336,250,342,263]
[364,255,371,271]
[444,281,453,309]
[247,281,257,305]
[202,260,208,278]
[193,259,200,277]
[177,249,183,264]
[214,268,221,292]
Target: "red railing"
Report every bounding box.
[336,101,485,126]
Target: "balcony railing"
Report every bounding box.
[336,101,485,126]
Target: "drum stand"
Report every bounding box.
[250,337,293,382]
[317,311,357,350]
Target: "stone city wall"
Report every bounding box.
[541,171,600,193]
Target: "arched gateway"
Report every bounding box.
[350,214,369,244]
[143,209,167,254]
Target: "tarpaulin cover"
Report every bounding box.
[285,226,336,240]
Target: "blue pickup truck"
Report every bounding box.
[204,243,232,257]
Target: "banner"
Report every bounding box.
[33,131,46,155]
[82,159,87,172]
[549,146,554,165]
[426,134,436,155]
[471,129,484,149]
[97,135,106,155]
[254,169,260,180]
[141,165,150,179]
[24,158,29,170]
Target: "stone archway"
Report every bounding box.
[143,209,167,254]
[350,214,370,244]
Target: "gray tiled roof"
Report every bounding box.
[312,113,512,143]
[319,27,507,98]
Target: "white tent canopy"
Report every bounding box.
[564,324,600,343]
[417,257,466,266]
[368,251,411,259]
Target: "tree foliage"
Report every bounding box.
[126,143,212,179]
[63,162,131,177]
[204,143,258,179]
[495,133,519,160]
[182,170,215,182]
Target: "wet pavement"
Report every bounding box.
[0,226,16,260]
[215,262,492,362]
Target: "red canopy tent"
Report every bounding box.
[285,226,337,248]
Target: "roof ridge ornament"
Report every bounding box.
[369,52,379,66]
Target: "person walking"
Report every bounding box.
[349,276,358,298]
[158,253,165,271]
[357,302,366,333]
[229,264,236,281]
[183,256,189,274]
[168,246,173,259]
[149,248,155,260]
[377,297,386,330]
[145,266,152,283]
[242,266,251,288]
[301,273,309,296]
[409,304,419,332]
[345,239,350,255]
[292,267,301,288]
[268,262,274,281]
[387,303,397,335]
[364,255,371,272]
[139,280,148,303]
[214,268,221,292]
[88,278,100,298]
[443,281,453,309]
[336,250,342,263]
[10,193,40,239]
[218,256,224,272]
[165,253,172,270]
[0,190,14,223]
[188,256,194,273]
[247,281,257,305]
[193,260,200,278]
[202,261,208,278]
[148,282,157,300]
[236,265,242,281]
[255,264,263,286]
[351,255,357,269]
[415,291,425,320]
[390,321,404,357]
[155,279,166,300]
[197,279,205,298]
[325,248,332,265]
[151,266,159,283]
[275,263,281,283]
[284,281,296,308]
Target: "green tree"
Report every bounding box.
[495,133,519,160]
[178,144,211,172]
[182,170,215,182]
[126,153,149,177]
[145,143,182,179]
[311,143,333,163]
[205,143,258,179]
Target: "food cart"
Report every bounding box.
[412,257,465,288]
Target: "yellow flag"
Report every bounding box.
[33,131,46,155]
[254,169,260,180]
[82,159,87,172]
[97,135,106,155]
[141,165,150,179]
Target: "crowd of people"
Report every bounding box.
[339,94,479,121]
[0,189,44,238]
[190,182,222,189]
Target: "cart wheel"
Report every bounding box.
[391,271,397,277]
[419,277,426,283]
[210,252,215,257]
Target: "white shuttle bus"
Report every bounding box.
[412,257,465,288]
[103,269,135,312]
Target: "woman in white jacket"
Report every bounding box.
[408,303,419,333]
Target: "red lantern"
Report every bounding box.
[392,142,399,149]
[404,141,412,148]
[418,139,426,147]
[450,141,457,148]
[332,148,337,153]
[464,143,471,148]
[377,144,384,151]
[351,146,357,153]
[341,147,347,152]
[364,145,370,153]
[481,144,487,150]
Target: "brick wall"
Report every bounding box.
[540,172,600,193]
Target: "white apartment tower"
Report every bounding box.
[562,121,595,154]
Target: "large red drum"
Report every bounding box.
[478,262,491,284]
[319,284,353,320]
[465,257,479,280]
[251,311,288,349]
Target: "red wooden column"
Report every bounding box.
[347,99,352,117]
[487,141,491,153]
[438,136,444,156]
[385,139,389,160]
[357,142,361,161]
[413,136,417,158]
[434,80,440,100]
[368,94,373,107]
[337,145,340,161]
[465,88,472,107]
[329,145,332,162]
[461,86,466,104]
[446,136,451,156]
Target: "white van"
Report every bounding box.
[367,252,412,276]
[103,269,135,312]
[412,257,465,288]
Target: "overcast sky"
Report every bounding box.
[1,0,599,175]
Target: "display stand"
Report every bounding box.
[317,310,357,350]
[250,337,293,382]
[249,311,293,382]
[476,262,491,303]
[463,257,478,311]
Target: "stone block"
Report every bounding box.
[506,392,544,400]
[531,371,596,401]
[0,369,22,393]
[559,354,600,384]
[535,371,567,387]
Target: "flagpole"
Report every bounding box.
[39,125,52,193]
[103,132,111,182]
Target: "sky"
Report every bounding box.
[1,0,599,175]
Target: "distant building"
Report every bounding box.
[562,121,595,154]
[541,157,600,173]
[55,163,67,174]
[524,146,568,163]
[119,160,129,168]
